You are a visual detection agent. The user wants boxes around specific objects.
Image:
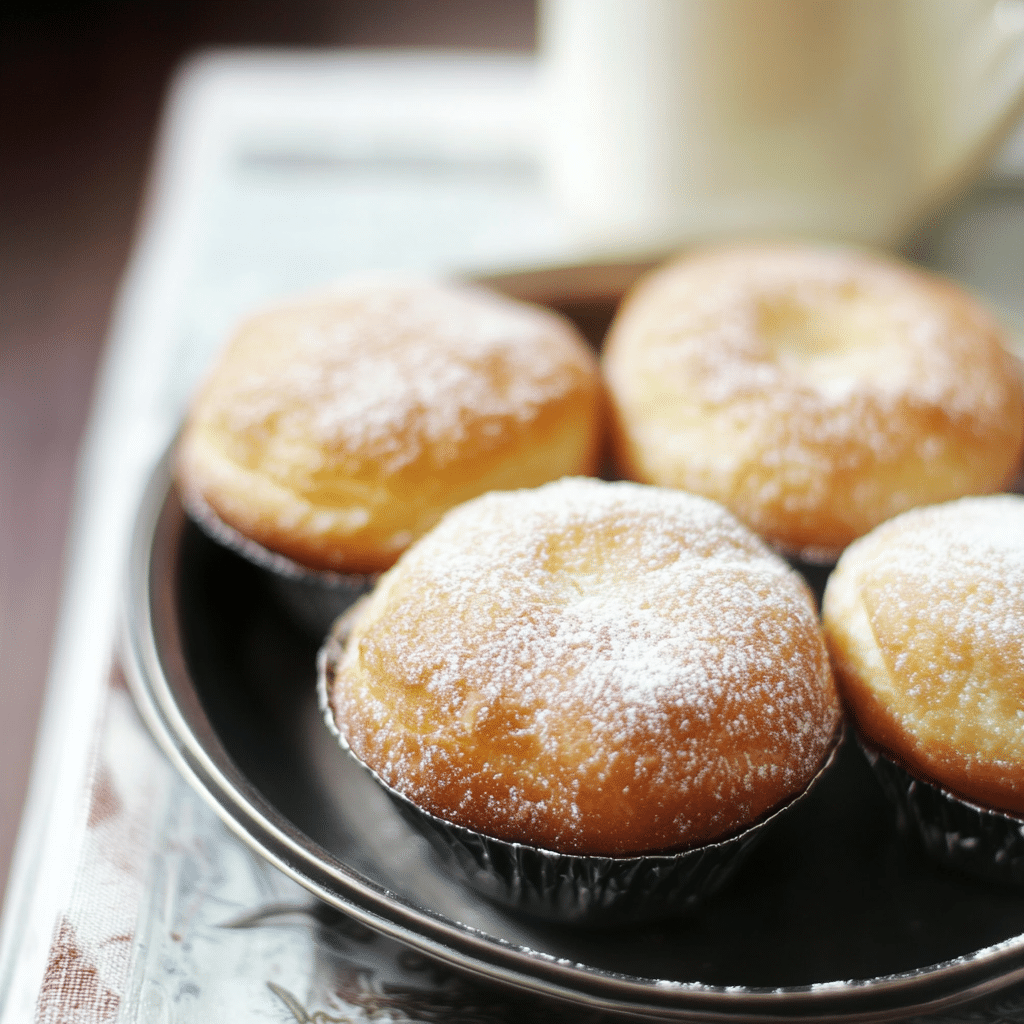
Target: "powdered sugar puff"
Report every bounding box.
[208,279,593,474]
[328,478,840,856]
[603,244,1024,559]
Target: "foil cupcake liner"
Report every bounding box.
[180,488,375,637]
[858,735,1024,885]
[376,773,771,926]
[318,612,843,925]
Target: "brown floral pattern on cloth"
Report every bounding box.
[37,919,122,1024]
[34,664,171,1024]
[86,766,121,831]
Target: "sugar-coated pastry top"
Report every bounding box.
[603,243,1024,561]
[325,478,840,856]
[823,495,1024,814]
[176,280,603,573]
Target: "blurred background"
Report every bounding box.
[0,0,536,904]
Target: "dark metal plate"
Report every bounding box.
[122,452,1024,1022]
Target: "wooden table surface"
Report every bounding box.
[0,0,534,908]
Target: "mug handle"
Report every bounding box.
[944,0,1024,186]
[907,0,1024,227]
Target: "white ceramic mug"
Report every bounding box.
[540,0,1024,254]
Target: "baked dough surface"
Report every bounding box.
[176,280,603,572]
[603,244,1024,559]
[823,495,1024,813]
[327,478,840,856]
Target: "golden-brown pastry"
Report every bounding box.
[324,477,840,856]
[822,494,1024,814]
[603,243,1024,561]
[176,279,603,573]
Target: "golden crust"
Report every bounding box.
[327,478,840,856]
[822,495,1024,814]
[602,244,1024,558]
[176,280,603,572]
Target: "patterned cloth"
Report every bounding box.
[24,663,1024,1023]
[32,667,573,1023]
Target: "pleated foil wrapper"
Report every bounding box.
[378,774,770,925]
[180,488,375,637]
[859,736,1024,885]
[319,612,843,925]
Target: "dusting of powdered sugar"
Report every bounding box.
[333,478,840,851]
[852,495,1024,707]
[604,246,1022,506]
[206,280,593,473]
